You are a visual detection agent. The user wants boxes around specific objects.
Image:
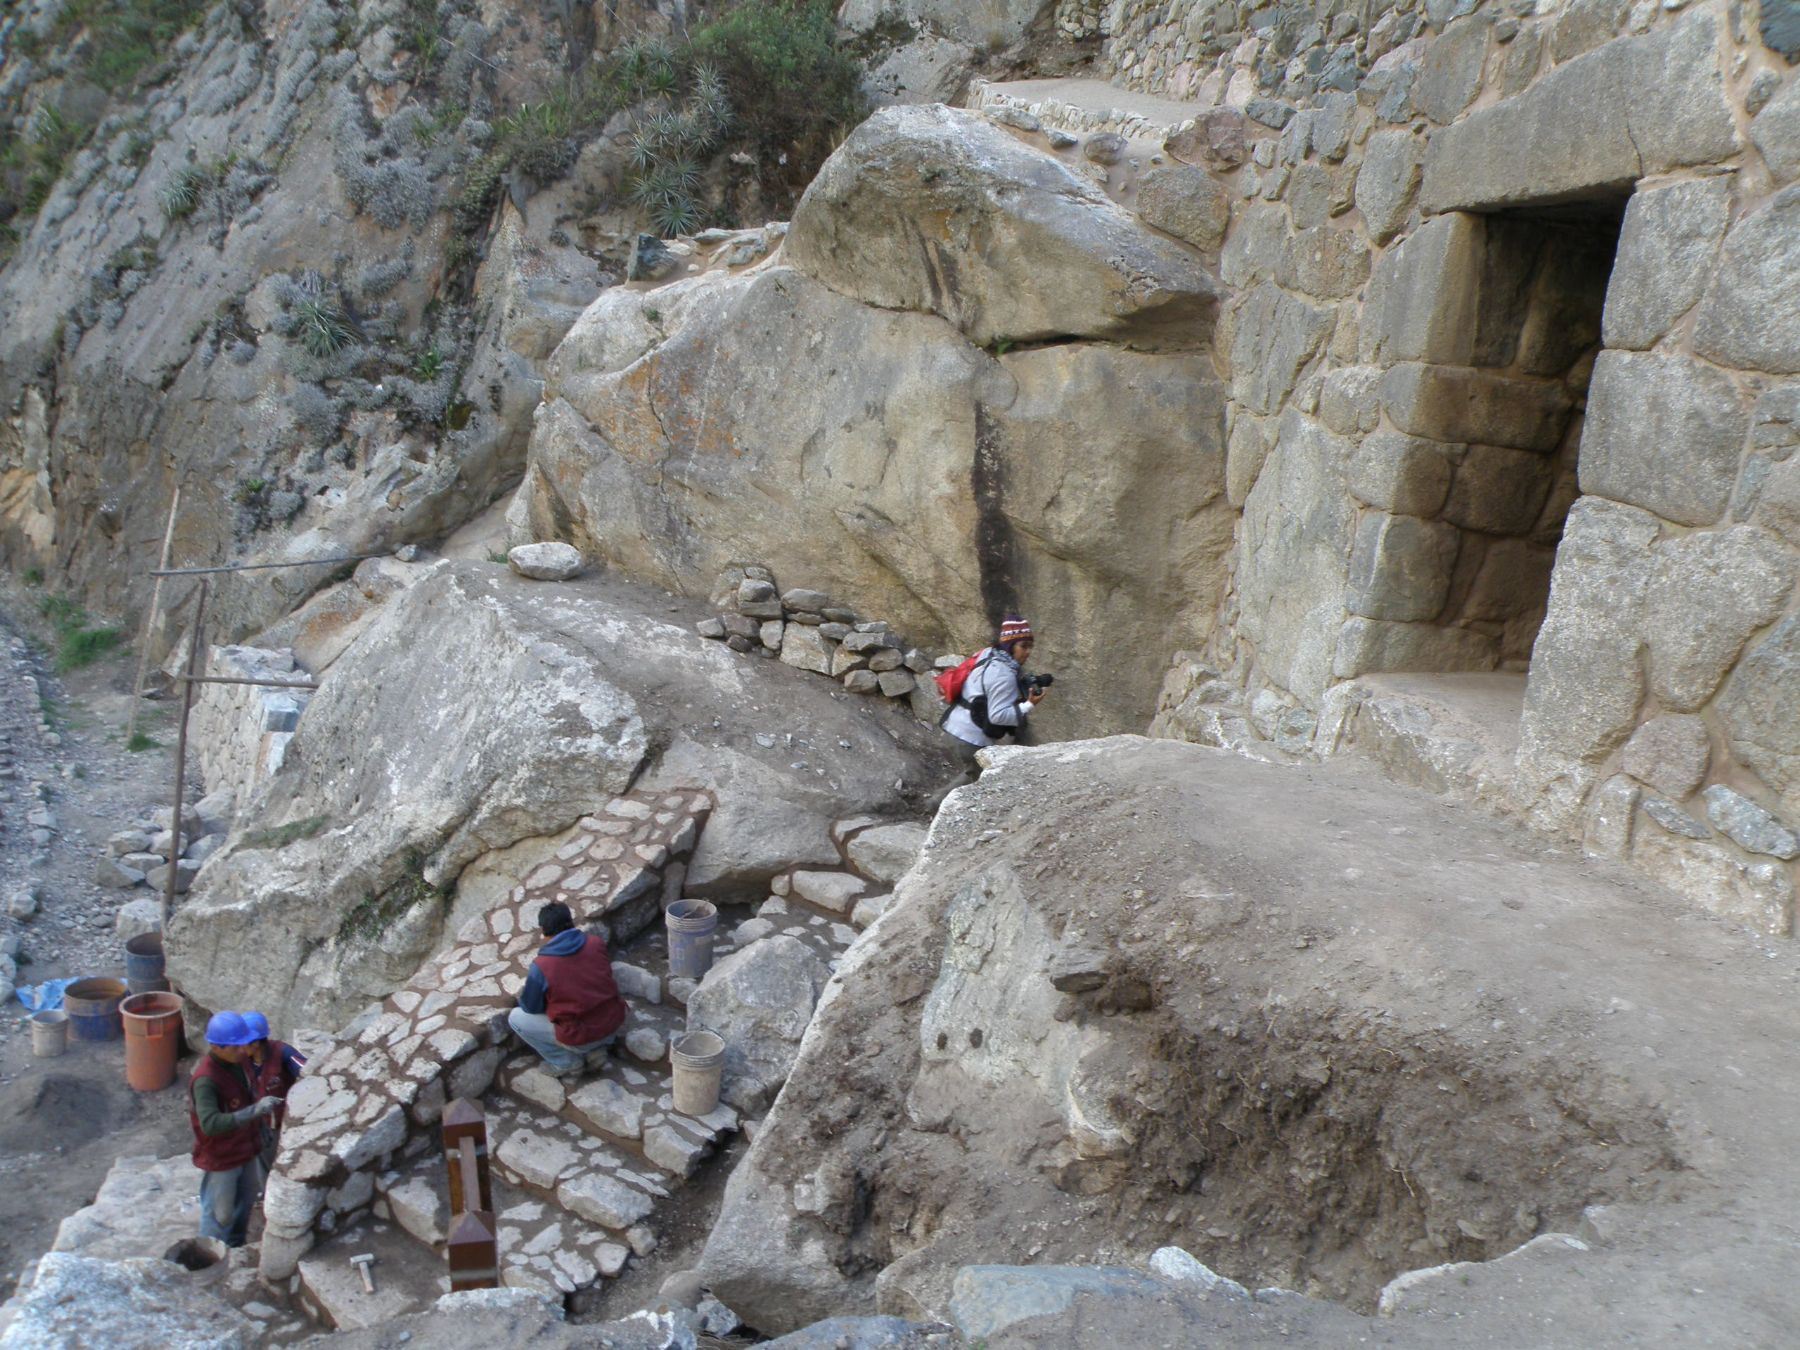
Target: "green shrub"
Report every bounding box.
[36,594,124,672]
[413,343,446,380]
[687,0,865,178]
[496,98,578,183]
[241,814,329,851]
[125,730,161,752]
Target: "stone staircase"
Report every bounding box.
[280,807,926,1330]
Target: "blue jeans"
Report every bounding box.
[199,1158,264,1247]
[508,1007,613,1075]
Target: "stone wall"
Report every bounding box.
[190,645,312,815]
[1062,0,1800,933]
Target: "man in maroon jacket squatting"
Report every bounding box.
[507,901,627,1077]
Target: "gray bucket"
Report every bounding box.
[670,1030,725,1117]
[30,1010,68,1058]
[665,899,719,980]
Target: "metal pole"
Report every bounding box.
[174,675,320,690]
[147,554,381,578]
[163,578,207,929]
[125,486,181,746]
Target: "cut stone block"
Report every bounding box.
[568,1078,646,1140]
[557,1172,654,1230]
[788,871,868,915]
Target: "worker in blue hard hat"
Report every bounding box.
[243,1010,306,1169]
[188,1010,278,1247]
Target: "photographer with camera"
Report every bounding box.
[941,614,1051,773]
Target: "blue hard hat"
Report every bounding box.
[205,1010,253,1047]
[242,1011,270,1041]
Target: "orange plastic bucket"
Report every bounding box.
[121,992,185,1092]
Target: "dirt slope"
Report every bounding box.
[701,736,1800,1345]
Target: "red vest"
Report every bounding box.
[253,1041,300,1100]
[188,1053,261,1172]
[535,933,627,1046]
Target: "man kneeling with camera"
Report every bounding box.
[942,613,1052,772]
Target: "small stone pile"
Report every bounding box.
[695,566,957,724]
[95,788,234,900]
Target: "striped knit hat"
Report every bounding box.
[998,615,1033,645]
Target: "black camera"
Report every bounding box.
[1026,673,1055,692]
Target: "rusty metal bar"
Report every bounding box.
[148,553,382,577]
[174,675,319,690]
[162,578,207,928]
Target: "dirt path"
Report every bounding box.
[0,579,192,1296]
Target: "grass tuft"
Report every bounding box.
[37,594,124,672]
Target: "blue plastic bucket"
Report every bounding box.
[124,932,165,985]
[64,977,127,1041]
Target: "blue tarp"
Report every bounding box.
[16,978,82,1013]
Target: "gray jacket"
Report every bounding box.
[943,647,1033,748]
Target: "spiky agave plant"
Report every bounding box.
[158,165,206,218]
[288,275,354,358]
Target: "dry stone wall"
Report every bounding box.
[189,645,312,812]
[1050,0,1800,934]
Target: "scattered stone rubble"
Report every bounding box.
[96,788,235,898]
[695,565,956,725]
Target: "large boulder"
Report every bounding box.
[517,268,1232,738]
[698,738,1785,1338]
[0,1252,259,1349]
[687,935,833,1111]
[785,104,1221,349]
[49,1155,198,1264]
[167,563,952,1032]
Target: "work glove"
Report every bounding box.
[250,1096,281,1119]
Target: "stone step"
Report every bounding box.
[484,1090,675,1238]
[494,1049,742,1179]
[367,1148,632,1302]
[295,1210,447,1330]
[1320,672,1526,818]
[754,891,873,948]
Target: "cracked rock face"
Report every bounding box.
[520,253,1232,738]
[167,563,953,1033]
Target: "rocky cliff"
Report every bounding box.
[517,103,1234,738]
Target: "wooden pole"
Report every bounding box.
[162,578,207,930]
[125,486,180,746]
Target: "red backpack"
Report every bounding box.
[934,650,990,707]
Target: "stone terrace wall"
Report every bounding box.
[1078,0,1800,932]
[190,645,312,813]
[257,787,710,1283]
